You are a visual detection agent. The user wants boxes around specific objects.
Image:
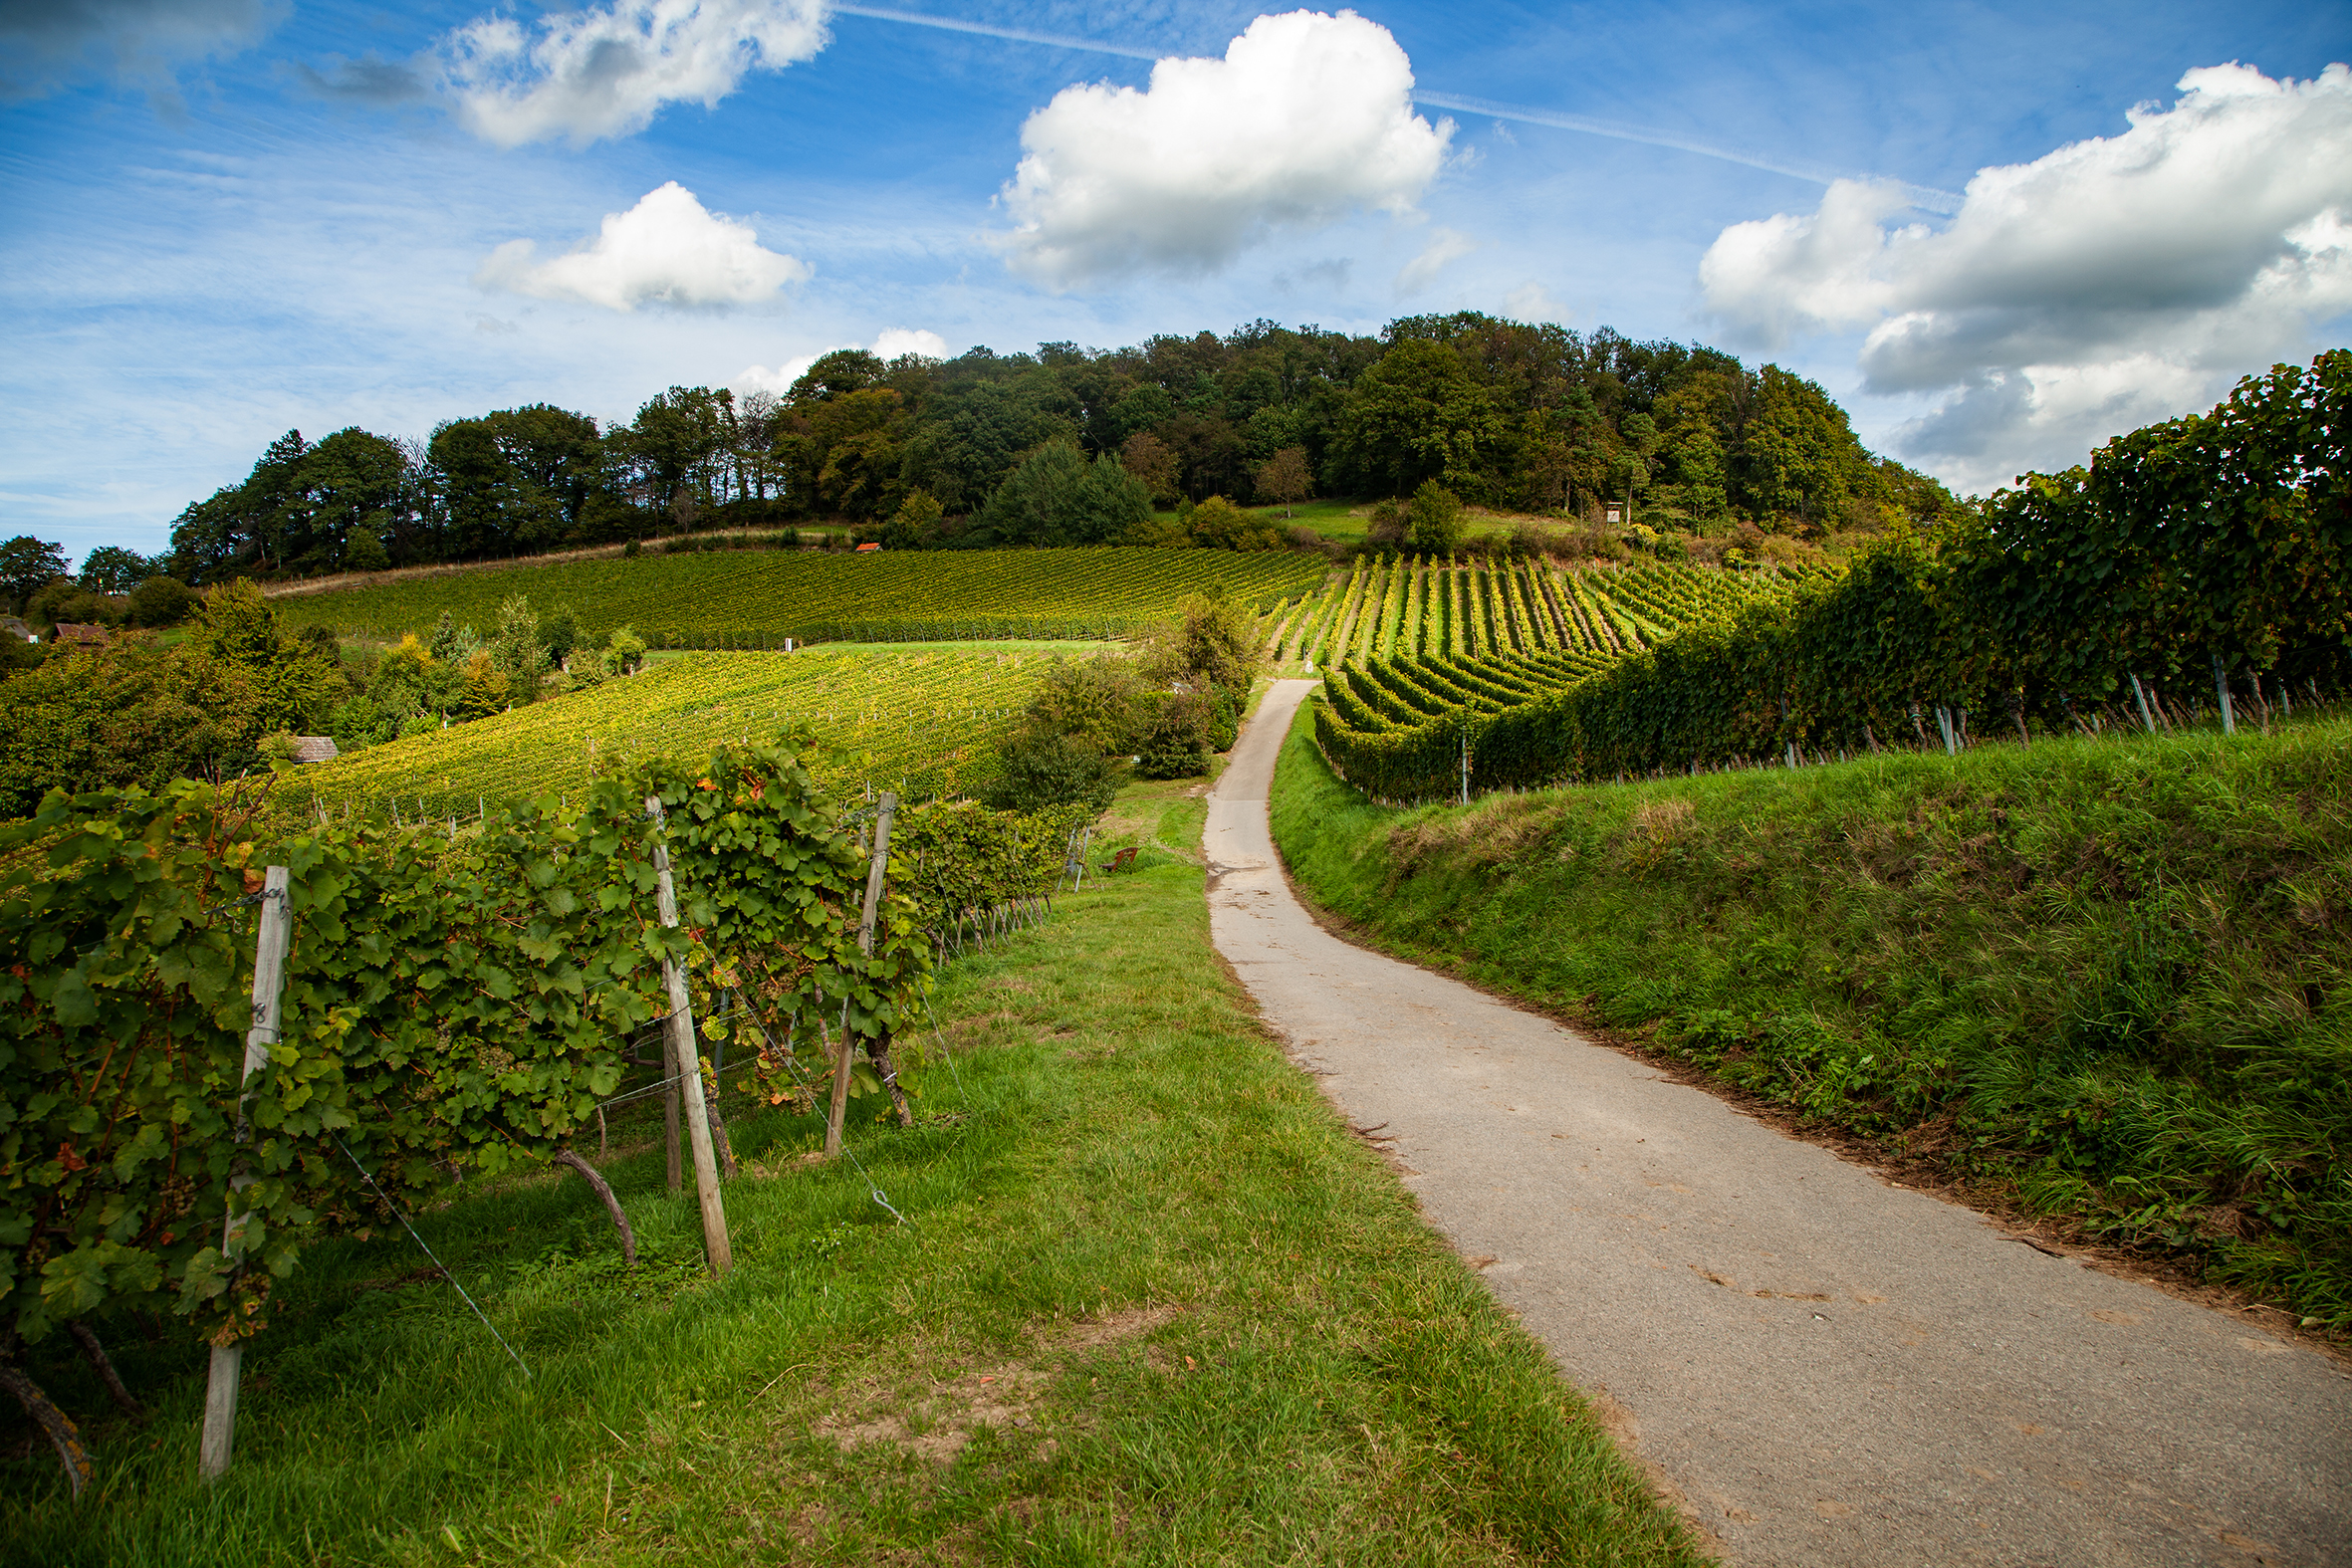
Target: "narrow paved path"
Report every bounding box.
[1207,680,2352,1568]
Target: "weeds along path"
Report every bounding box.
[1207,679,2352,1568]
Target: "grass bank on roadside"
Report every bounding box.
[4,783,1700,1568]
[1271,696,2352,1329]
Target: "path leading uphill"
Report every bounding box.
[1205,679,2352,1568]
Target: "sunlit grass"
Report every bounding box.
[5,781,1702,1567]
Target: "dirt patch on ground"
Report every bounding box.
[814,1305,1191,1465]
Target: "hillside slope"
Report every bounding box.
[1271,696,2352,1328]
[273,548,1325,648]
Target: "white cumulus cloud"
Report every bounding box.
[734,328,950,397]
[438,0,826,148]
[994,9,1454,290]
[475,181,811,311]
[1698,62,2352,492]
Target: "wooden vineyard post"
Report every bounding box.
[643,797,733,1277]
[828,792,896,1159]
[199,865,293,1480]
[664,1061,682,1195]
[2212,653,2236,736]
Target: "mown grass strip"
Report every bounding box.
[4,782,1702,1567]
[1273,696,2352,1329]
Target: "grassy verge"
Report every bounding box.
[5,784,1701,1567]
[1271,696,2352,1330]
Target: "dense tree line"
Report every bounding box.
[140,315,1956,582]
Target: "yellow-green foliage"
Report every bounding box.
[274,548,1327,648]
[294,646,1080,819]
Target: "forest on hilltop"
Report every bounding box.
[158,314,1962,582]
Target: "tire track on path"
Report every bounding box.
[1207,679,2352,1568]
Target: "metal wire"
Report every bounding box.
[328,1133,532,1380]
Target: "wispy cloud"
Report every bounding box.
[1396,227,1475,294]
[0,0,285,99]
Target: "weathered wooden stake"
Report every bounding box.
[200,864,293,1480]
[828,792,896,1159]
[2212,652,2236,736]
[644,797,732,1277]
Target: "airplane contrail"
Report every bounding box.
[830,4,1160,62]
[828,4,1962,212]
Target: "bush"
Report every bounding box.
[881,490,945,550]
[1135,692,1216,779]
[1366,501,1407,551]
[1119,513,1194,549]
[127,574,200,628]
[1189,497,1285,552]
[622,538,641,558]
[1506,522,1552,560]
[1025,656,1142,755]
[985,729,1122,814]
[1408,481,1465,556]
[0,633,43,679]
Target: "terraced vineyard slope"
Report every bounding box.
[274,548,1327,647]
[291,644,1080,819]
[1282,560,1791,800]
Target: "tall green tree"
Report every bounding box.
[0,538,70,611]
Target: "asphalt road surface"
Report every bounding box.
[1206,678,2352,1568]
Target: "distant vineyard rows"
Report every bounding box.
[1285,560,1795,800]
[1256,557,1787,668]
[292,646,1070,820]
[274,548,1328,647]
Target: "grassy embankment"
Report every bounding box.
[1272,697,2352,1329]
[2,781,1701,1568]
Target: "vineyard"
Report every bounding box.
[273,548,1328,648]
[1258,556,1784,666]
[294,644,1081,820]
[1,740,1106,1494]
[1287,560,1793,800]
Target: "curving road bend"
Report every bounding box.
[1207,679,2352,1568]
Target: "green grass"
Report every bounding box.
[1272,695,2352,1329]
[3,782,1702,1567]
[272,548,1328,649]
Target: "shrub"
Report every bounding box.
[1189,497,1285,552]
[127,574,200,628]
[1366,501,1407,551]
[1025,656,1143,755]
[881,489,945,550]
[1408,481,1465,556]
[985,728,1122,814]
[1135,692,1215,779]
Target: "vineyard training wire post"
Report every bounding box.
[199,864,292,1480]
[644,797,733,1277]
[830,791,896,1160]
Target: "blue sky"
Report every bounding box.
[5,0,2348,563]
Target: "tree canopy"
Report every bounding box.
[122,312,1961,583]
